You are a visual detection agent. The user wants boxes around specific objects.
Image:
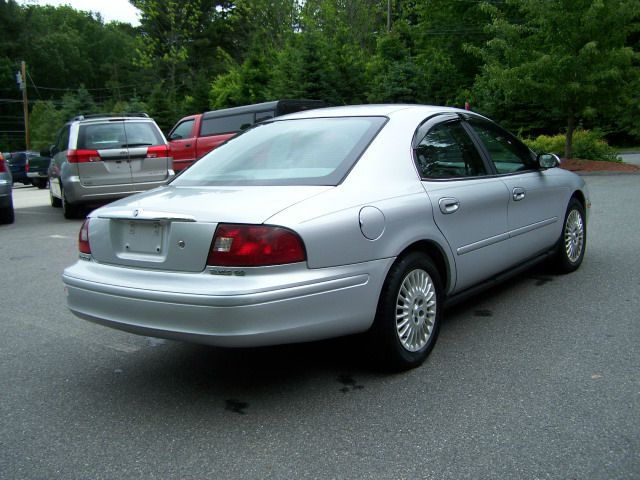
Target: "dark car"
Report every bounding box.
[6,151,39,186]
[26,154,51,189]
[0,152,14,224]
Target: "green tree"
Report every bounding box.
[29,100,64,150]
[472,0,640,158]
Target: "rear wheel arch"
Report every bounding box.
[394,240,451,293]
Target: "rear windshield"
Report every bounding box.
[77,121,163,150]
[172,116,387,187]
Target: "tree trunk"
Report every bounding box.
[565,110,575,159]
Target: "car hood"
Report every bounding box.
[93,184,333,224]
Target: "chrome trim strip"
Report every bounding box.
[509,217,558,238]
[457,217,557,255]
[457,232,510,256]
[98,210,196,222]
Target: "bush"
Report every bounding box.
[523,129,621,162]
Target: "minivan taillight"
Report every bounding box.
[207,224,306,267]
[146,145,169,158]
[68,149,101,163]
[0,154,6,173]
[79,219,91,254]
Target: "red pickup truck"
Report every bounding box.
[167,99,328,172]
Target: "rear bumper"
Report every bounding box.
[61,173,174,205]
[63,257,392,347]
[27,171,47,178]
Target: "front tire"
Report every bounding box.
[371,252,443,371]
[555,198,586,273]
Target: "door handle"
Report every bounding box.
[439,197,460,214]
[513,187,526,201]
[185,144,192,148]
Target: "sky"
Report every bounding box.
[19,0,141,26]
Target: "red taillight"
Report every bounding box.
[207,224,306,267]
[79,219,91,254]
[67,149,101,163]
[0,154,6,173]
[25,159,29,173]
[146,145,169,158]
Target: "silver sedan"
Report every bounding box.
[63,105,588,370]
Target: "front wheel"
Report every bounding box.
[371,252,443,371]
[554,198,586,273]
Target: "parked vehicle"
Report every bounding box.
[46,113,174,219]
[167,99,328,172]
[5,151,39,186]
[63,105,588,370]
[26,154,51,189]
[0,152,15,224]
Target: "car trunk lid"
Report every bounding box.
[87,185,331,271]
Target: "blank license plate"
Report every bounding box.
[122,221,163,254]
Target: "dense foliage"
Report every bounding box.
[1,0,638,158]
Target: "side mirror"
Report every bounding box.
[537,153,560,169]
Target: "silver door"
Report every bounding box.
[466,119,568,259]
[414,118,514,292]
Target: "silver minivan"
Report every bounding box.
[47,114,174,219]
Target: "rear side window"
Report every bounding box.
[414,121,487,179]
[174,116,387,186]
[57,126,71,152]
[77,122,163,150]
[200,113,257,137]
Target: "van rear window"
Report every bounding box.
[78,122,163,150]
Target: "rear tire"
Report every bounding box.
[371,252,443,371]
[554,198,586,273]
[62,186,82,219]
[0,198,15,224]
[33,179,47,189]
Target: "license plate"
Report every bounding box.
[122,221,163,254]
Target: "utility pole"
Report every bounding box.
[387,0,392,32]
[17,60,30,151]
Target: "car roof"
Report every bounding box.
[279,104,467,120]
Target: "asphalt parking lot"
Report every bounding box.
[1,176,638,479]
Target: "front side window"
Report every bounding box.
[173,116,387,186]
[169,119,194,140]
[414,121,487,179]
[469,120,535,174]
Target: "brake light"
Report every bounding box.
[146,145,169,158]
[67,149,101,163]
[78,219,91,254]
[207,224,306,267]
[0,153,6,173]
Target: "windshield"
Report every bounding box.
[172,116,387,186]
